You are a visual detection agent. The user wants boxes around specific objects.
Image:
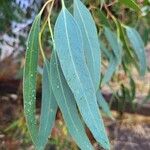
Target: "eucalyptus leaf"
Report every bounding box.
[54,7,110,149]
[74,0,112,119]
[102,54,118,85]
[96,91,112,119]
[119,0,141,12]
[98,10,111,28]
[104,27,122,63]
[50,52,93,150]
[23,14,41,144]
[125,26,147,76]
[102,27,123,84]
[74,0,101,90]
[36,60,58,150]
[100,41,111,59]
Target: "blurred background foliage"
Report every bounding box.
[0,0,150,149]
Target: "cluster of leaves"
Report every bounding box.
[23,0,148,150]
[90,0,149,111]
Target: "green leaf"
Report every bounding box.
[102,54,118,85]
[23,14,41,144]
[36,60,58,150]
[117,21,133,62]
[125,26,147,76]
[94,9,111,28]
[117,21,139,71]
[50,52,93,150]
[96,91,112,119]
[119,0,141,12]
[74,0,101,90]
[101,27,123,84]
[104,27,122,63]
[100,41,111,59]
[100,41,118,85]
[54,7,110,149]
[129,77,136,101]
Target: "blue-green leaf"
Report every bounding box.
[74,0,112,119]
[100,41,111,59]
[102,27,123,84]
[23,14,41,144]
[50,52,93,150]
[104,27,122,63]
[96,91,112,119]
[54,7,110,149]
[125,26,147,76]
[102,54,119,85]
[36,60,58,150]
[74,0,100,90]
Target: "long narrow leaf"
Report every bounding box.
[50,52,93,150]
[36,60,58,150]
[74,0,112,119]
[54,7,110,149]
[74,0,100,90]
[93,9,111,28]
[119,0,141,12]
[23,14,41,144]
[100,41,111,59]
[102,54,118,85]
[104,27,122,63]
[125,26,147,76]
[96,91,112,118]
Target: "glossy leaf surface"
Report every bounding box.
[23,14,41,144]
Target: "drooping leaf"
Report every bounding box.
[101,27,123,84]
[50,52,93,150]
[100,41,111,59]
[36,60,58,150]
[102,54,118,85]
[74,0,112,119]
[23,14,41,144]
[125,26,147,76]
[96,91,112,119]
[104,27,122,63]
[74,0,101,90]
[54,7,110,149]
[93,9,111,28]
[129,77,136,101]
[117,21,139,74]
[119,0,141,12]
[117,21,133,62]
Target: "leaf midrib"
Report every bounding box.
[62,8,101,134]
[55,55,81,137]
[75,1,97,83]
